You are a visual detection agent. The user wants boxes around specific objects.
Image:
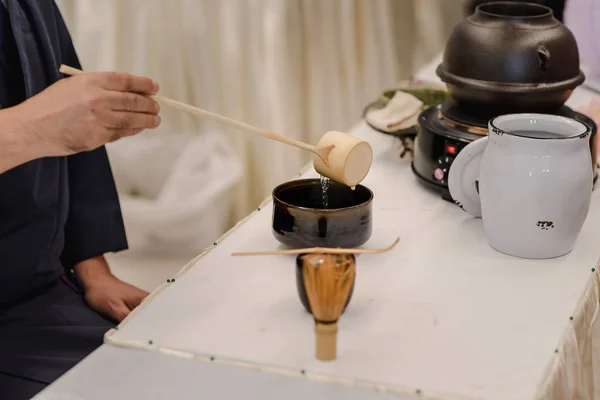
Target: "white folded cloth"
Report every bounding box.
[365,90,423,132]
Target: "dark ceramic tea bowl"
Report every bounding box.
[295,253,356,315]
[272,179,373,248]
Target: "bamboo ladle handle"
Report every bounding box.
[58,65,333,165]
[231,237,400,256]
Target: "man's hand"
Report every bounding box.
[84,275,149,322]
[74,255,149,323]
[7,71,161,158]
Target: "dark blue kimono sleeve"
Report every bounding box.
[53,4,128,268]
[60,148,129,268]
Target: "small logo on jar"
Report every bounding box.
[536,221,554,231]
[492,127,504,136]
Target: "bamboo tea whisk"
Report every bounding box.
[301,254,356,361]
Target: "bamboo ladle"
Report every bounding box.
[58,65,373,187]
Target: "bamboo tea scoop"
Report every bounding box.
[300,253,356,361]
[59,65,373,187]
[231,237,399,256]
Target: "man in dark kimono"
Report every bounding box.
[0,1,162,399]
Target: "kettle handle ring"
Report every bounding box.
[536,45,551,71]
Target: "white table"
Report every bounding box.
[36,60,600,400]
[35,345,410,400]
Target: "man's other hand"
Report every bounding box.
[74,255,149,323]
[84,275,149,322]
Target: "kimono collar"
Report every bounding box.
[6,0,63,98]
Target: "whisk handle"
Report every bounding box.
[315,322,338,361]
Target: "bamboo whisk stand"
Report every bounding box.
[301,253,356,361]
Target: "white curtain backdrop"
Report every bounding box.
[54,0,462,252]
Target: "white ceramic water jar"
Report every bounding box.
[448,114,593,259]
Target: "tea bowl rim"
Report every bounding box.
[272,178,374,213]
